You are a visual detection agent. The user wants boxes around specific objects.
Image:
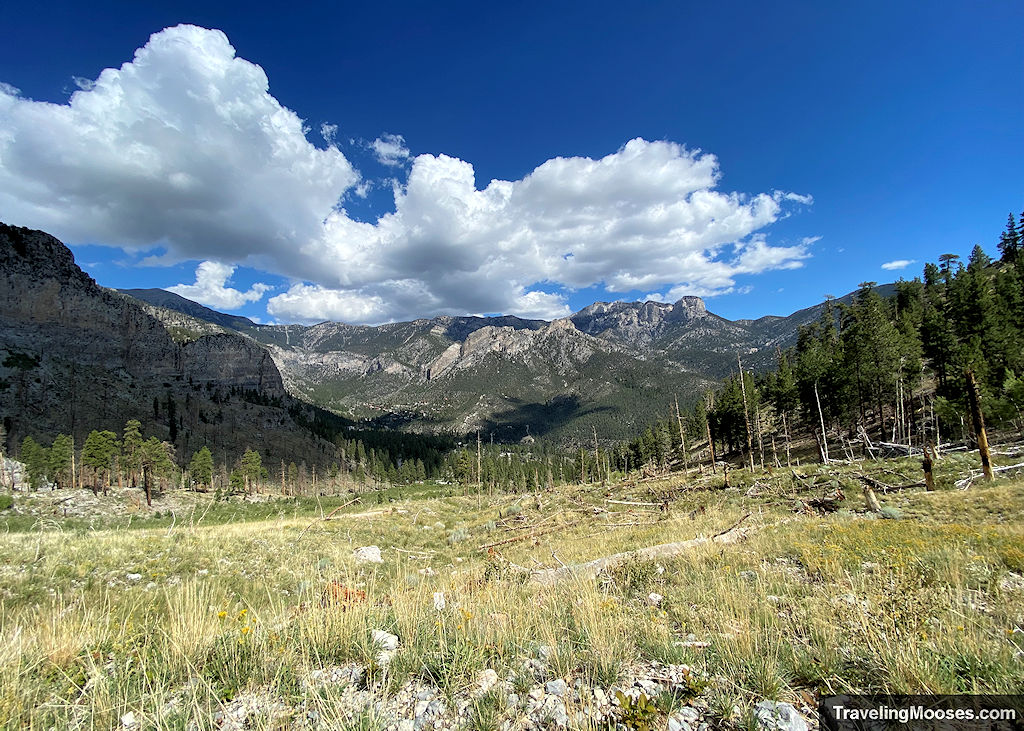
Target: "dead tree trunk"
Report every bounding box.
[530,515,754,585]
[674,396,689,474]
[814,381,830,464]
[861,482,883,514]
[782,412,792,467]
[922,442,936,491]
[706,417,716,474]
[965,369,994,482]
[738,354,755,472]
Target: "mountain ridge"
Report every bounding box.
[121,282,897,443]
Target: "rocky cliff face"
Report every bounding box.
[0,223,326,465]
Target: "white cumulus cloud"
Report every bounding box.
[168,261,271,310]
[371,133,410,166]
[881,259,916,271]
[0,24,357,265]
[1,25,814,325]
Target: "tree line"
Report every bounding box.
[611,207,1024,474]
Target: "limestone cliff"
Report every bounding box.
[0,223,329,466]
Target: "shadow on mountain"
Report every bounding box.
[359,409,450,431]
[481,395,615,441]
[442,315,546,342]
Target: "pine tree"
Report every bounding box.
[240,448,263,493]
[139,437,174,506]
[999,213,1020,263]
[82,430,119,494]
[20,436,49,489]
[188,446,214,490]
[121,419,143,487]
[840,283,902,437]
[48,434,74,489]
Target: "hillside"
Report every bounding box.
[0,223,340,468]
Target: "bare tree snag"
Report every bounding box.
[704,391,717,474]
[707,416,717,474]
[674,395,689,474]
[781,411,792,467]
[813,429,827,465]
[738,353,755,472]
[477,430,483,493]
[530,514,753,585]
[965,369,994,482]
[814,381,830,464]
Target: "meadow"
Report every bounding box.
[1,454,1022,729]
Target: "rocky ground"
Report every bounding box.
[161,650,812,731]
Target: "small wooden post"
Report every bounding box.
[965,369,994,482]
[862,483,883,514]
[922,442,936,491]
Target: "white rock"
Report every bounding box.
[354,545,383,563]
[126,573,142,581]
[476,668,499,694]
[545,678,568,696]
[121,711,138,729]
[675,706,701,724]
[372,629,400,651]
[754,701,809,731]
[669,718,692,731]
[433,591,446,611]
[648,592,664,606]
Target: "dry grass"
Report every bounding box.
[1,458,1022,728]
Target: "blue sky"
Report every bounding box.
[1,1,1021,324]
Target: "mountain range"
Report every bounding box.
[121,281,893,444]
[0,221,894,451]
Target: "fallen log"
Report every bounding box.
[954,460,1024,489]
[298,497,361,537]
[606,499,662,508]
[530,514,753,585]
[855,474,925,494]
[478,525,561,551]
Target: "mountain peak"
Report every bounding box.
[673,295,706,313]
